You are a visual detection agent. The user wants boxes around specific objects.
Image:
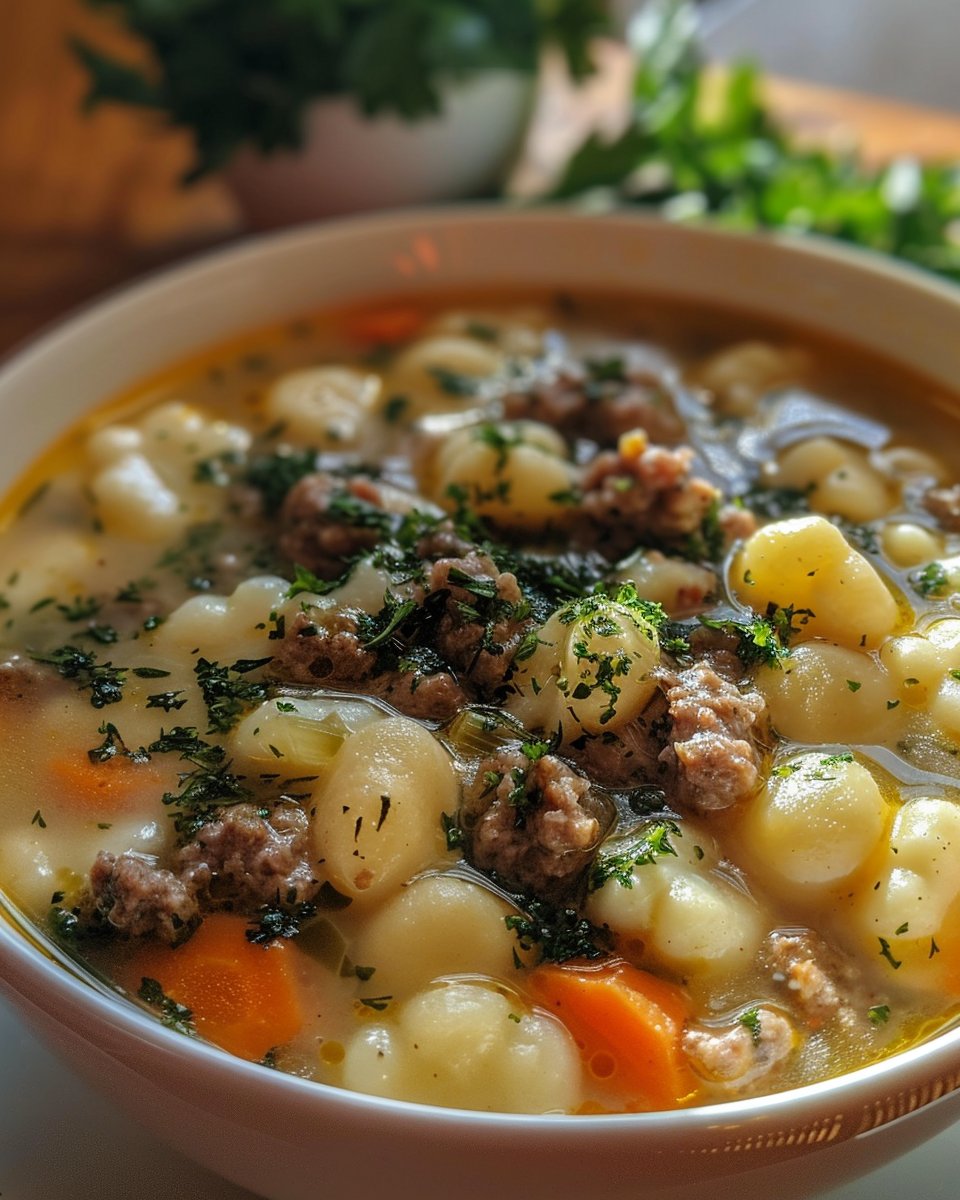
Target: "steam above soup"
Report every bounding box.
[1,294,959,1114]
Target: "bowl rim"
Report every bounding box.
[5,893,960,1134]
[3,204,960,1135]
[5,203,960,382]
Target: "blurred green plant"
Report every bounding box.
[546,0,960,281]
[72,0,609,180]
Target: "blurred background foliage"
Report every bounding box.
[544,0,960,281]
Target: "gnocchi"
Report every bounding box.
[731,515,899,649]
[4,291,960,1121]
[342,980,581,1113]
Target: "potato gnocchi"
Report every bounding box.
[2,293,960,1117]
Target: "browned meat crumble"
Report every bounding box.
[502,359,685,447]
[464,748,607,900]
[923,483,960,531]
[656,658,767,812]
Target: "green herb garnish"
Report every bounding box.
[590,820,680,890]
[505,894,610,964]
[138,976,197,1037]
[546,0,960,285]
[246,901,318,946]
[194,656,272,734]
[73,1,606,180]
[739,1007,763,1045]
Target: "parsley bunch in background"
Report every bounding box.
[73,0,609,180]
[546,0,960,282]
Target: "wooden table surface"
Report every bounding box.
[5,0,960,359]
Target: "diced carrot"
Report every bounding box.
[124,913,304,1062]
[933,898,960,994]
[342,305,424,347]
[528,958,699,1111]
[48,754,161,817]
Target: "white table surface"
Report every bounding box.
[1,990,957,1200]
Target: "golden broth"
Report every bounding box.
[2,291,960,1114]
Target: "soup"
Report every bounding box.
[2,293,960,1115]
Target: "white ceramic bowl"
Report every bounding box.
[2,209,960,1200]
[224,73,534,227]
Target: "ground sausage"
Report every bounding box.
[564,696,671,790]
[656,657,766,811]
[373,669,469,723]
[278,472,393,578]
[176,801,319,909]
[764,929,880,1032]
[89,850,200,944]
[465,748,606,901]
[576,441,721,562]
[683,1007,796,1092]
[427,552,534,696]
[271,609,468,722]
[502,359,685,447]
[272,610,378,689]
[923,483,960,531]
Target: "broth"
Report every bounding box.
[2,291,960,1114]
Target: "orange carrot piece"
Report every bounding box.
[932,900,960,994]
[125,913,304,1062]
[528,959,698,1111]
[342,305,424,346]
[48,754,161,817]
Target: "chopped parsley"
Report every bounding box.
[116,577,156,604]
[739,1007,763,1045]
[246,900,318,945]
[194,448,244,487]
[590,820,680,890]
[912,561,951,598]
[359,595,419,649]
[584,355,627,384]
[146,690,189,712]
[837,520,880,555]
[552,584,667,725]
[49,906,80,941]
[383,394,410,423]
[505,893,610,964]
[428,366,480,398]
[156,521,225,592]
[357,995,393,1012]
[868,1004,891,1025]
[87,721,151,764]
[149,725,252,839]
[441,811,464,850]
[84,623,120,645]
[31,645,127,708]
[286,562,348,599]
[740,484,811,520]
[819,752,854,767]
[57,595,101,622]
[684,497,724,562]
[327,489,396,535]
[472,423,525,471]
[697,611,787,668]
[878,937,903,971]
[465,320,498,342]
[137,976,197,1038]
[245,448,317,516]
[194,656,272,734]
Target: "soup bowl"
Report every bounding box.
[2,209,960,1200]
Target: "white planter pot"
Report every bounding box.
[224,71,534,228]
